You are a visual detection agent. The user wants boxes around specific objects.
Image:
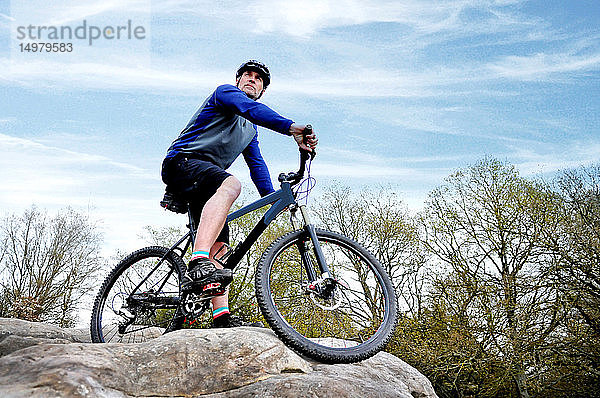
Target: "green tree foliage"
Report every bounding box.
[540,164,600,395]
[129,161,600,396]
[419,158,566,398]
[0,206,101,327]
[225,202,291,323]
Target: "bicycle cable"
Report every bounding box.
[292,156,316,205]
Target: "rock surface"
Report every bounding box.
[0,318,89,357]
[0,318,438,398]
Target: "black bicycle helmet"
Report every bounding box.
[236,60,271,87]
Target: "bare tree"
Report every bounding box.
[313,184,428,317]
[0,206,102,327]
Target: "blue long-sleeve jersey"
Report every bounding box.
[166,84,294,196]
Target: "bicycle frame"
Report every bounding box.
[220,180,296,269]
[163,178,331,285]
[132,151,331,306]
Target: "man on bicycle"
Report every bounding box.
[161,60,318,328]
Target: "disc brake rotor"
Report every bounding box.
[309,293,342,310]
[304,278,349,311]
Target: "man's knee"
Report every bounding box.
[219,176,241,200]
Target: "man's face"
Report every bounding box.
[237,70,264,100]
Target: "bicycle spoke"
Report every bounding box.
[91,247,185,344]
[256,227,398,363]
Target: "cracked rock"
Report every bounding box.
[0,318,438,398]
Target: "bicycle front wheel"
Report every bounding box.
[90,246,185,343]
[256,228,398,363]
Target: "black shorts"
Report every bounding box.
[161,155,232,244]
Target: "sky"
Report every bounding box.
[1,0,599,257]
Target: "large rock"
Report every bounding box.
[0,318,89,356]
[0,318,438,398]
[0,318,162,356]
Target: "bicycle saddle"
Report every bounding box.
[160,190,188,214]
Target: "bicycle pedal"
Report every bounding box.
[201,283,226,297]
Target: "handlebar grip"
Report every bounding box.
[302,124,316,159]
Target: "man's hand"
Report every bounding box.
[289,123,318,152]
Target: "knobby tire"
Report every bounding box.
[255,228,398,363]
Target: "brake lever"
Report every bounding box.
[278,125,316,184]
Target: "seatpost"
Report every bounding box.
[187,206,196,246]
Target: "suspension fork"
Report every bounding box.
[296,206,332,281]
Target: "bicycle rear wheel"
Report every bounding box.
[255,228,398,363]
[90,246,185,343]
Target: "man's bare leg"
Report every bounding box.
[210,241,229,314]
[193,176,241,254]
[182,176,240,294]
[209,241,259,328]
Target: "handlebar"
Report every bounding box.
[278,125,315,185]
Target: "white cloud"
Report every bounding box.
[7,43,596,101]
[0,55,480,98]
[246,0,524,37]
[124,0,537,41]
[505,139,600,176]
[3,0,596,96]
[312,161,415,178]
[0,13,16,22]
[46,0,149,25]
[0,133,175,255]
[1,57,228,94]
[263,145,452,181]
[10,0,149,26]
[0,133,155,212]
[488,52,600,81]
[1,133,150,176]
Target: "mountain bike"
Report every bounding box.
[90,139,398,363]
